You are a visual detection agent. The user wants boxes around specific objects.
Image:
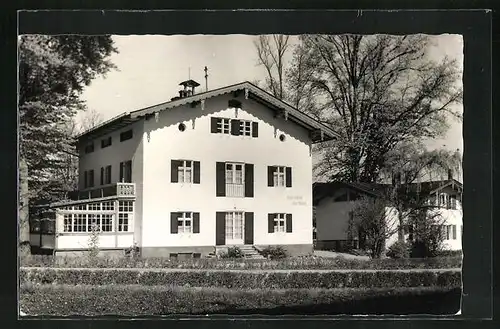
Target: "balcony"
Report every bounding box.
[68,183,136,201]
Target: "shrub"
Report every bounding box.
[19,284,462,316]
[19,267,462,289]
[220,246,244,259]
[386,241,411,259]
[260,246,288,260]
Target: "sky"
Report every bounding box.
[79,34,464,155]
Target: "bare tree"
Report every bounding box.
[79,108,104,133]
[292,35,462,183]
[254,35,291,100]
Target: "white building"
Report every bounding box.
[313,177,463,253]
[35,80,338,258]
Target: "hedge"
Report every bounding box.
[19,284,462,316]
[20,254,462,270]
[20,267,461,289]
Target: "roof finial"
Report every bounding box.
[204,66,208,92]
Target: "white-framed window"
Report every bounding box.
[439,193,447,207]
[88,203,101,211]
[274,213,286,233]
[216,118,231,134]
[118,213,129,232]
[178,212,193,234]
[74,214,87,232]
[225,163,244,184]
[273,166,286,187]
[63,214,73,232]
[239,120,252,136]
[178,160,193,183]
[225,211,243,240]
[88,214,101,232]
[119,201,133,212]
[101,214,113,232]
[102,201,114,211]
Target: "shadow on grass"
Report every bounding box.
[193,288,462,316]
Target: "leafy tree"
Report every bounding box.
[262,34,462,183]
[18,35,117,255]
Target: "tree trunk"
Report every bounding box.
[19,157,31,256]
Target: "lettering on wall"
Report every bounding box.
[287,195,307,206]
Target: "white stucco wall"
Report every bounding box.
[140,94,313,248]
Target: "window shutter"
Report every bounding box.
[252,122,258,137]
[244,163,254,197]
[84,171,88,188]
[268,214,275,233]
[106,166,112,184]
[216,212,226,245]
[126,160,132,182]
[211,117,219,133]
[285,167,292,187]
[216,162,226,197]
[452,225,456,239]
[170,212,179,234]
[171,160,181,183]
[268,166,275,187]
[230,119,241,136]
[119,162,124,182]
[244,212,254,245]
[193,161,201,184]
[286,214,293,233]
[193,212,200,234]
[100,167,104,185]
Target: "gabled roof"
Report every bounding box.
[313,179,463,206]
[75,81,340,144]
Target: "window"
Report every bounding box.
[63,214,73,232]
[268,166,292,187]
[178,160,193,183]
[101,136,112,148]
[274,213,286,233]
[217,118,231,134]
[120,160,132,183]
[119,201,133,212]
[101,165,112,185]
[88,203,101,211]
[118,213,129,232]
[273,166,286,187]
[88,214,101,232]
[84,143,94,154]
[85,170,95,188]
[102,201,114,211]
[73,214,87,232]
[101,214,113,232]
[449,195,457,210]
[77,204,87,211]
[439,193,447,207]
[120,129,133,142]
[239,120,252,136]
[226,163,244,184]
[178,212,193,234]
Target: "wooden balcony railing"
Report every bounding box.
[68,183,136,200]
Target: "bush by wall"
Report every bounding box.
[20,254,462,270]
[386,241,411,259]
[260,246,288,260]
[20,267,461,289]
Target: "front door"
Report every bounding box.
[225,211,244,245]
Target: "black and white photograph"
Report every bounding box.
[18,12,472,318]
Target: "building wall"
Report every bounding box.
[315,188,354,242]
[78,121,144,190]
[140,94,313,253]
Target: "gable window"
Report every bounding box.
[84,143,94,154]
[211,117,230,134]
[268,213,293,233]
[268,166,292,187]
[171,212,200,234]
[100,165,112,185]
[101,136,112,148]
[240,120,252,136]
[171,160,200,184]
[120,129,133,142]
[120,160,132,183]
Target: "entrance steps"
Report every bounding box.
[212,245,265,259]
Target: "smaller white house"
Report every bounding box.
[313,177,463,253]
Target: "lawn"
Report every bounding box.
[20,284,461,316]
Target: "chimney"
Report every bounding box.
[448,169,453,181]
[178,79,201,99]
